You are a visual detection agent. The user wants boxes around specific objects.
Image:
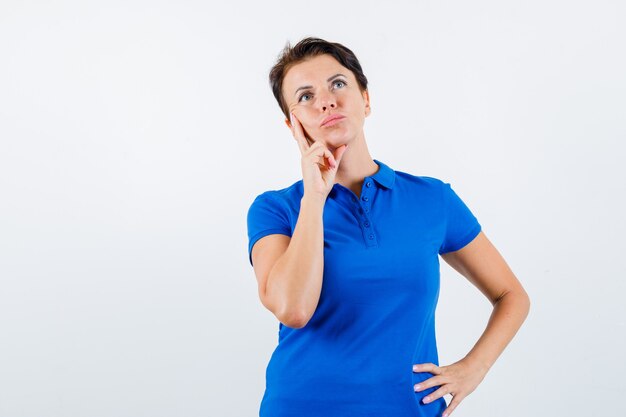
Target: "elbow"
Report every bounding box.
[278,308,311,329]
[270,290,316,330]
[261,286,313,328]
[517,285,531,313]
[497,288,531,317]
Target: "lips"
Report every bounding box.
[321,114,346,127]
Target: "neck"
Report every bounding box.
[332,134,379,191]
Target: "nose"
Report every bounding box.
[318,90,337,112]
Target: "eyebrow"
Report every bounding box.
[293,73,347,97]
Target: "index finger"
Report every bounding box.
[290,112,310,154]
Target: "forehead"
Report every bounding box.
[283,54,352,92]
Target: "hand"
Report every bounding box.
[412,358,489,417]
[289,112,348,200]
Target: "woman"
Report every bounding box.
[246,37,530,417]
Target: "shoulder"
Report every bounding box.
[249,179,303,207]
[396,171,445,186]
[392,169,448,198]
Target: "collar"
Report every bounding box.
[370,159,396,189]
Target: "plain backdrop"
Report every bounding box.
[1,0,624,416]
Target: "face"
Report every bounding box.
[282,54,371,149]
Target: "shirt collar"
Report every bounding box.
[370,159,396,189]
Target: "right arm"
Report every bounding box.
[251,111,348,328]
[258,194,326,328]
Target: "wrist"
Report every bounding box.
[301,193,327,208]
[463,355,492,375]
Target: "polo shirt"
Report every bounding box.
[246,159,482,417]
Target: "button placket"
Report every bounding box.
[359,179,377,247]
[335,180,379,248]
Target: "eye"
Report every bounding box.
[297,80,347,103]
[298,92,312,102]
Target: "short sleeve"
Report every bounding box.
[438,182,482,254]
[246,193,292,267]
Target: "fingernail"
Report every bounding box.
[413,365,419,371]
[423,396,430,403]
[414,384,421,391]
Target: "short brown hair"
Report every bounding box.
[269,37,369,121]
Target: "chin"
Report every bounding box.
[324,141,347,151]
[323,134,351,148]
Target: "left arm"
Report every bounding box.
[441,230,531,372]
[413,231,530,416]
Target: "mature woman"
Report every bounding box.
[246,37,530,417]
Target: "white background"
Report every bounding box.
[1,0,624,416]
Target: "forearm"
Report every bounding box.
[266,194,326,327]
[463,290,531,373]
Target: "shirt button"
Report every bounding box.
[362,196,369,202]
[366,181,371,187]
[364,221,370,227]
[369,234,374,239]
[352,197,357,203]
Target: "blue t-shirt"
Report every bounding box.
[246,159,481,417]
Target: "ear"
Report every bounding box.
[285,117,292,129]
[362,89,371,117]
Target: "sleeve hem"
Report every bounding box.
[439,223,482,255]
[248,228,292,266]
